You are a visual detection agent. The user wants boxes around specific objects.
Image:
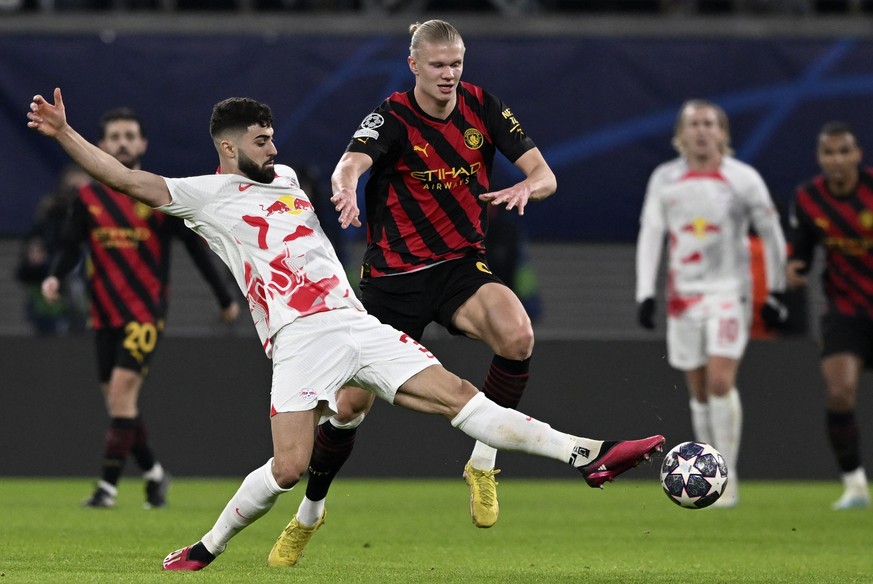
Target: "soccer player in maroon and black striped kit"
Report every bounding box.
[274,19,557,561]
[788,121,872,510]
[41,108,240,509]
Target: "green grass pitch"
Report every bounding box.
[2,477,871,583]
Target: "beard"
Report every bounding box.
[239,151,275,184]
[115,150,141,170]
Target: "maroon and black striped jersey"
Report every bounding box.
[790,167,873,318]
[346,82,536,276]
[52,182,234,330]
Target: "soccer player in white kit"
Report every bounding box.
[28,88,665,570]
[635,99,788,508]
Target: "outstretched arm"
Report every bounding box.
[478,147,557,216]
[330,151,373,229]
[27,88,171,208]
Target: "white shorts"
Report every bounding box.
[269,309,440,421]
[666,293,750,371]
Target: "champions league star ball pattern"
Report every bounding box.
[660,442,728,509]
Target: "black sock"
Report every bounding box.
[304,422,357,501]
[482,355,530,409]
[101,417,136,486]
[130,416,157,472]
[188,542,216,563]
[827,410,861,473]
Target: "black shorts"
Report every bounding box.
[820,312,873,367]
[360,255,504,341]
[94,320,165,383]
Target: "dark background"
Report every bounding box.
[4,336,865,481]
[4,31,873,242]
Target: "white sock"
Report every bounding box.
[292,416,364,528]
[469,441,498,471]
[143,462,164,482]
[296,496,326,527]
[689,399,713,446]
[97,480,117,497]
[329,413,365,430]
[842,467,869,491]
[709,388,742,478]
[201,459,291,555]
[451,393,603,467]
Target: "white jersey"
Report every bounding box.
[635,156,786,307]
[159,164,364,357]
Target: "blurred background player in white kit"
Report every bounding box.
[635,99,789,507]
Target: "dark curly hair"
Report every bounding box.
[209,98,273,139]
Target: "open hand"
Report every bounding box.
[479,182,532,215]
[330,186,361,229]
[27,87,67,137]
[220,301,240,324]
[41,276,61,303]
[786,259,809,288]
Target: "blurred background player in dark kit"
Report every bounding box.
[41,107,240,508]
[788,121,872,510]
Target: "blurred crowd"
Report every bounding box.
[2,0,872,14]
[14,164,91,336]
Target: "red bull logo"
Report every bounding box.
[260,195,313,216]
[680,217,720,239]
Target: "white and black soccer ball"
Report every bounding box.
[660,441,728,509]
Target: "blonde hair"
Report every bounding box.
[409,19,463,57]
[671,99,734,157]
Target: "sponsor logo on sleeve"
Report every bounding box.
[353,113,384,141]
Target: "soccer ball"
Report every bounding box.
[660,441,728,509]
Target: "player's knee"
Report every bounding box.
[498,325,534,361]
[105,391,138,417]
[271,458,307,489]
[453,378,479,411]
[707,380,733,397]
[704,371,735,397]
[825,384,856,410]
[335,389,373,422]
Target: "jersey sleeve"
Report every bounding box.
[742,167,787,293]
[49,196,88,280]
[160,175,224,221]
[344,100,404,165]
[788,187,817,266]
[635,168,668,302]
[482,90,536,164]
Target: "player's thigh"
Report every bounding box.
[394,364,477,418]
[821,353,863,404]
[704,356,740,396]
[667,314,707,371]
[704,299,748,362]
[452,282,532,351]
[271,409,322,484]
